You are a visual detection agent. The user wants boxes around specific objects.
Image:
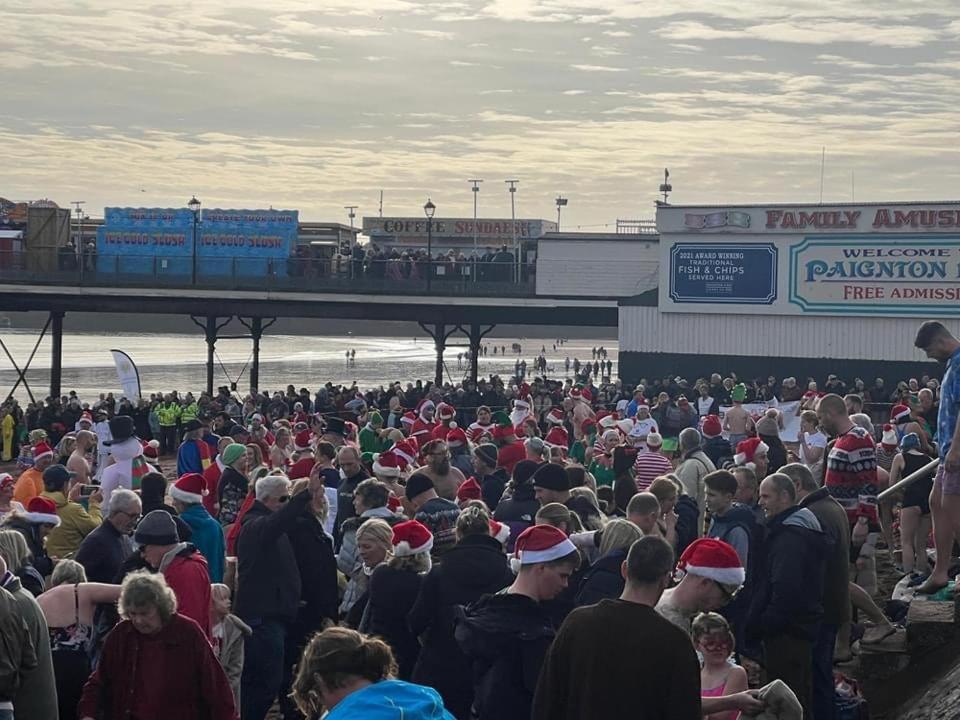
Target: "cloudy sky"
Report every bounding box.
[4,0,960,227]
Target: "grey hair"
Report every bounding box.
[256,474,291,502]
[679,427,702,451]
[850,413,874,434]
[779,462,818,492]
[119,570,178,623]
[762,472,797,502]
[0,530,31,573]
[108,488,142,517]
[599,518,643,557]
[51,559,87,587]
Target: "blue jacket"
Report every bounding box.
[325,679,454,720]
[180,504,226,583]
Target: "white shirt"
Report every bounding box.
[800,431,828,465]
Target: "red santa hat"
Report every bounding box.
[569,386,583,400]
[32,442,54,462]
[386,495,404,513]
[701,415,723,439]
[401,411,417,428]
[392,439,418,467]
[734,437,769,467]
[581,388,593,403]
[546,407,565,426]
[0,473,14,493]
[512,524,577,571]
[513,397,531,412]
[880,424,899,449]
[416,399,436,421]
[580,417,597,436]
[489,519,510,545]
[445,427,467,448]
[78,411,93,426]
[544,426,569,449]
[597,411,618,430]
[677,538,745,587]
[890,404,911,425]
[437,402,456,421]
[467,425,490,443]
[457,477,483,502]
[141,439,160,461]
[171,473,208,505]
[392,520,434,557]
[372,451,402,478]
[294,430,313,453]
[615,418,634,436]
[25,496,61,526]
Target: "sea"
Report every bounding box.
[0,331,617,403]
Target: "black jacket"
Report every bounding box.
[574,548,628,608]
[234,490,311,624]
[74,519,131,584]
[289,511,339,630]
[2,517,54,579]
[478,469,508,511]
[361,564,423,680]
[747,505,825,642]
[455,592,556,720]
[334,469,369,549]
[760,433,788,474]
[494,484,538,552]
[674,495,700,557]
[410,534,513,718]
[702,436,732,468]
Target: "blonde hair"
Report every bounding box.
[51,559,87,586]
[119,570,178,623]
[211,583,231,603]
[456,504,491,541]
[569,487,606,531]
[536,502,584,534]
[355,518,394,556]
[598,518,643,557]
[691,611,735,650]
[0,530,31,573]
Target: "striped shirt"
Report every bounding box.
[634,452,674,492]
[824,426,878,524]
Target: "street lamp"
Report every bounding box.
[424,198,436,292]
[188,195,201,285]
[555,196,568,231]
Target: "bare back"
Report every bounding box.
[38,582,121,628]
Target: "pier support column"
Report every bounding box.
[419,322,458,387]
[190,315,233,397]
[461,323,495,385]
[238,317,276,395]
[50,311,64,399]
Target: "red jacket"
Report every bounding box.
[163,548,212,639]
[497,441,527,476]
[202,460,224,517]
[78,614,236,720]
[410,419,436,444]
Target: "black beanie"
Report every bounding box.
[405,472,436,501]
[532,463,569,492]
[133,509,179,546]
[512,459,539,487]
[473,443,499,469]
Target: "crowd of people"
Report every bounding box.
[0,319,954,719]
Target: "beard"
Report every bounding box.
[432,458,451,476]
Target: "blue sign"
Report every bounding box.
[97,208,195,276]
[198,209,298,276]
[669,243,778,304]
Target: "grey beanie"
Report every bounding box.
[133,509,179,546]
[473,443,499,469]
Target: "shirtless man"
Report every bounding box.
[68,430,96,486]
[722,384,752,452]
[417,439,465,501]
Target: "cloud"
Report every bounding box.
[571,63,627,72]
[603,30,632,37]
[410,29,456,39]
[563,89,588,95]
[656,19,942,48]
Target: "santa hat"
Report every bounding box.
[171,473,208,505]
[141,439,160,461]
[702,415,723,439]
[581,388,593,403]
[417,399,436,421]
[446,427,467,448]
[615,418,634,436]
[392,439,418,467]
[546,407,565,425]
[78,411,93,426]
[372,451,403,478]
[294,430,313,453]
[386,495,404,513]
[392,520,434,557]
[513,398,531,412]
[597,411,617,430]
[677,538,745,587]
[580,417,597,437]
[490,519,511,545]
[569,386,583,400]
[467,425,490,443]
[430,423,452,442]
[437,402,456,421]
[457,477,483,502]
[401,411,417,428]
[0,473,14,493]
[32,442,54,462]
[734,437,769,467]
[890,404,912,425]
[26,496,61,526]
[512,524,577,571]
[880,424,898,449]
[544,426,569,449]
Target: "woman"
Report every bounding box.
[0,529,45,596]
[493,459,540,552]
[648,476,681,549]
[587,430,618,488]
[38,559,122,720]
[245,443,269,483]
[77,571,236,720]
[0,473,24,521]
[270,426,293,469]
[574,518,643,607]
[890,433,934,578]
[291,627,454,720]
[56,433,77,466]
[342,518,394,626]
[360,520,433,680]
[798,410,827,480]
[338,479,402,583]
[2,496,58,579]
[410,505,513,718]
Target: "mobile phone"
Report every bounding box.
[79,484,97,497]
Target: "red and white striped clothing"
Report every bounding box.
[633,452,674,492]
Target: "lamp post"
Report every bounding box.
[469,179,483,280]
[555,195,568,231]
[505,180,519,282]
[188,195,201,285]
[424,198,435,292]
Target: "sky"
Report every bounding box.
[3,0,960,228]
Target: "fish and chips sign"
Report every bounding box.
[657,202,960,317]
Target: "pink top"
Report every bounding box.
[701,679,740,720]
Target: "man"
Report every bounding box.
[202,435,233,517]
[405,472,460,559]
[655,537,744,635]
[332,445,369,548]
[633,432,673,492]
[177,419,212,476]
[700,415,730,468]
[569,386,595,439]
[723,384,751,450]
[494,417,527,476]
[470,443,508,511]
[43,464,103,559]
[626,492,661,535]
[0,557,37,720]
[12,442,53,506]
[419,439,467,502]
[67,429,96,486]
[410,399,438,444]
[234,474,315,720]
[170,473,226,583]
[75,488,140,583]
[675,427,716,531]
[748,473,825,718]
[818,393,879,522]
[134,509,213,638]
[216,443,249,527]
[0,553,56,720]
[913,321,960,594]
[696,383,719,418]
[156,393,181,455]
[781,462,850,720]
[456,524,580,720]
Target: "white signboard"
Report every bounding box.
[363,217,556,240]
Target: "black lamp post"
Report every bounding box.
[188,195,201,284]
[424,198,435,292]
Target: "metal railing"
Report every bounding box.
[878,458,940,501]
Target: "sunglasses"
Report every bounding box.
[714,581,740,602]
[276,495,290,503]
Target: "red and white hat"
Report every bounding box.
[615,418,634,436]
[880,424,898,449]
[544,426,569,449]
[32,442,54,462]
[546,407,565,426]
[0,473,14,493]
[597,411,618,430]
[569,387,583,400]
[490,519,510,545]
[437,402,456,421]
[372,451,402,479]
[890,404,911,425]
[78,411,93,426]
[677,538,745,587]
[141,439,160,461]
[734,437,769,467]
[401,411,417,428]
[171,473,208,505]
[446,427,467,448]
[294,430,313,453]
[392,440,418,467]
[702,415,722,439]
[392,519,434,557]
[457,477,482,502]
[26,496,61,526]
[512,524,577,568]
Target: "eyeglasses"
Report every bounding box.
[276,495,290,503]
[715,581,740,602]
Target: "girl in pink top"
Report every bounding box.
[694,612,748,720]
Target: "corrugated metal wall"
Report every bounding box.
[619,306,959,362]
[536,239,659,296]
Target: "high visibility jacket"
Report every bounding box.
[157,403,181,426]
[180,402,200,423]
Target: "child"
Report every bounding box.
[210,583,251,709]
[693,612,748,720]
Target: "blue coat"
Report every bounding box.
[180,504,226,583]
[326,679,454,720]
